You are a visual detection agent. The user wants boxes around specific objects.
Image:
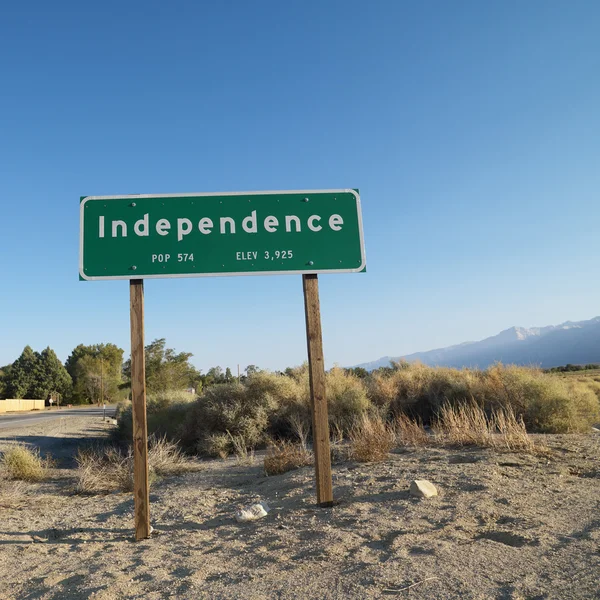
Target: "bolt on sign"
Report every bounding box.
[79,189,365,541]
[79,190,365,280]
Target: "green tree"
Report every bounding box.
[4,346,72,400]
[66,343,124,404]
[202,366,225,387]
[0,364,11,399]
[29,347,72,400]
[5,346,38,398]
[344,367,369,379]
[73,355,104,404]
[123,339,201,394]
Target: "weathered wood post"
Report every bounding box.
[129,279,151,540]
[303,274,334,507]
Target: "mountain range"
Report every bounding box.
[355,316,600,371]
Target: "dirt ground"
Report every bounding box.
[0,417,599,600]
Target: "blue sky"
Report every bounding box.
[1,1,600,372]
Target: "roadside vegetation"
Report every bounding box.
[0,445,51,482]
[2,334,599,475]
[110,362,599,465]
[75,436,199,494]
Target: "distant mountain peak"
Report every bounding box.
[353,316,600,371]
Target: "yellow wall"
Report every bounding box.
[0,399,45,412]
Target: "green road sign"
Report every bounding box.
[79,190,365,280]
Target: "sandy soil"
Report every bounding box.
[0,418,599,600]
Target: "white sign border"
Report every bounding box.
[79,189,366,281]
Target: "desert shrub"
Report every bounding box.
[287,412,310,449]
[227,431,256,465]
[269,368,371,439]
[394,414,430,447]
[180,382,278,456]
[577,378,600,400]
[115,390,196,442]
[250,371,309,438]
[493,408,537,452]
[264,440,313,475]
[112,364,598,457]
[75,437,195,494]
[367,362,477,421]
[367,362,599,433]
[348,415,395,462]
[75,444,135,493]
[202,433,231,459]
[114,399,131,420]
[148,436,198,475]
[246,371,307,406]
[523,380,599,433]
[326,367,371,433]
[0,445,50,482]
[481,364,600,433]
[366,371,398,409]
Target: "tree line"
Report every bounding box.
[544,363,600,373]
[0,338,260,404]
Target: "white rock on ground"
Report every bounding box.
[410,480,438,498]
[235,501,270,523]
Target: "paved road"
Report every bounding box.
[0,406,116,431]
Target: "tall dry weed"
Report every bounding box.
[434,402,538,452]
[263,440,313,475]
[394,413,430,447]
[75,437,197,494]
[349,415,395,462]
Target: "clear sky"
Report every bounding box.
[1,1,600,373]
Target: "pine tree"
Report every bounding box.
[5,346,38,398]
[30,347,72,400]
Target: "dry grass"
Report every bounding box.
[287,412,310,450]
[348,415,395,463]
[435,402,490,447]
[0,480,28,509]
[394,413,430,447]
[75,445,135,493]
[75,437,198,494]
[148,436,199,476]
[492,408,537,452]
[263,440,313,476]
[0,445,50,482]
[367,362,600,433]
[389,407,544,455]
[227,432,256,465]
[434,403,538,453]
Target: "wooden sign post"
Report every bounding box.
[129,279,151,540]
[303,274,334,507]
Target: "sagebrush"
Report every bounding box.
[114,363,600,457]
[76,436,198,494]
[264,441,313,475]
[0,445,50,482]
[349,416,395,462]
